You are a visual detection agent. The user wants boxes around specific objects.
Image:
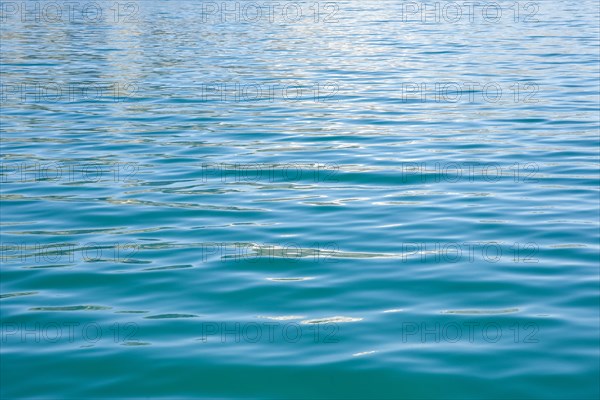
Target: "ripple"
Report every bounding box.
[121,342,152,346]
[144,314,199,319]
[0,291,38,299]
[256,315,305,321]
[266,277,315,282]
[29,305,112,311]
[115,311,149,314]
[441,308,520,315]
[142,264,194,271]
[301,316,363,324]
[353,350,378,357]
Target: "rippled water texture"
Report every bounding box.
[1,1,599,399]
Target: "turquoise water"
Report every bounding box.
[1,1,599,398]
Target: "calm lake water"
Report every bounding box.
[1,1,599,399]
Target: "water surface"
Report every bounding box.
[1,1,599,398]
